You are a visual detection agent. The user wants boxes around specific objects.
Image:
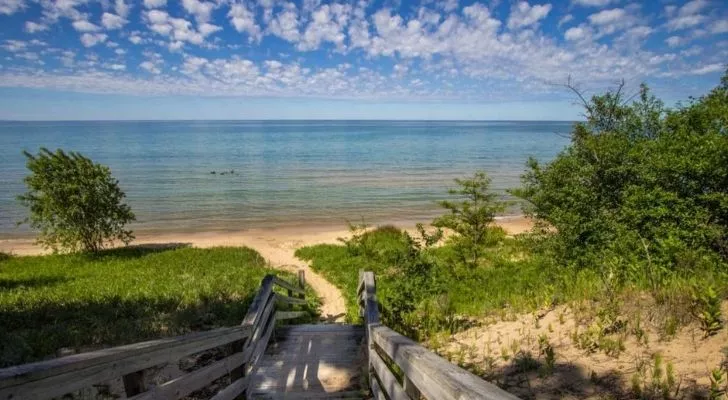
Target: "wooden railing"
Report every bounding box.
[358,271,520,400]
[0,271,308,400]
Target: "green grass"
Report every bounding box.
[296,225,727,342]
[295,226,591,329]
[0,246,310,367]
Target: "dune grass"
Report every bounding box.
[295,226,590,327]
[0,246,311,367]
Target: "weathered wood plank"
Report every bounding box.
[274,294,307,306]
[369,348,410,400]
[0,325,251,390]
[274,311,307,321]
[359,271,379,326]
[241,275,275,328]
[403,375,422,400]
[0,326,252,400]
[370,374,386,400]
[130,351,247,400]
[272,276,305,296]
[297,270,305,300]
[371,325,519,400]
[210,374,251,400]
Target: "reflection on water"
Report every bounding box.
[0,120,572,236]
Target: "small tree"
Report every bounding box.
[18,148,135,253]
[433,171,506,267]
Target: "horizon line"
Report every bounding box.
[0,118,581,123]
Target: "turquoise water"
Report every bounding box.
[0,121,572,236]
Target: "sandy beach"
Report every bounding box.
[0,216,533,257]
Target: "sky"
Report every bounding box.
[0,0,726,120]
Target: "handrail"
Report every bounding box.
[358,271,520,400]
[0,271,308,400]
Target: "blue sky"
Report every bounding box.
[0,0,726,120]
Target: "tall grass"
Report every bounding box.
[0,246,304,367]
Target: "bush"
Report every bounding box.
[514,71,728,283]
[18,148,135,253]
[433,171,506,268]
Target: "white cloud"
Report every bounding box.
[101,13,127,30]
[666,36,683,47]
[72,20,101,32]
[115,0,129,18]
[0,0,25,15]
[507,2,552,30]
[143,0,166,9]
[571,0,613,7]
[558,14,573,28]
[80,33,108,47]
[199,22,221,37]
[25,21,49,33]
[268,6,300,42]
[588,8,624,25]
[439,0,458,12]
[182,0,215,23]
[228,3,262,42]
[565,25,590,41]
[691,63,724,75]
[710,20,728,35]
[297,3,351,51]
[140,61,161,74]
[665,0,708,31]
[129,35,143,44]
[3,39,27,52]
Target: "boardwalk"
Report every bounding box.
[249,325,366,399]
[0,271,518,400]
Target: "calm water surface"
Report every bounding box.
[0,121,572,237]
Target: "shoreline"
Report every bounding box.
[0,215,533,256]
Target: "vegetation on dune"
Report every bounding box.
[297,71,728,396]
[18,148,135,253]
[0,246,314,367]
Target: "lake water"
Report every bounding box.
[0,121,572,237]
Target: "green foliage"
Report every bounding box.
[433,171,506,267]
[632,353,680,399]
[692,285,724,337]
[710,366,727,400]
[18,148,135,253]
[538,334,555,377]
[0,246,306,367]
[514,70,728,289]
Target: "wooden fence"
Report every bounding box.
[0,271,308,400]
[358,271,520,400]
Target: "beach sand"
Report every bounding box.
[0,216,533,322]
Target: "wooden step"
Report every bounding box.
[247,324,366,400]
[248,390,367,399]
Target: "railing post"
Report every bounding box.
[403,376,421,399]
[297,270,305,299]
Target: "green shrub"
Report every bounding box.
[514,70,728,289]
[18,148,135,253]
[433,171,506,268]
[693,285,724,337]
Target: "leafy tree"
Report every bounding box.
[433,171,506,267]
[515,70,728,283]
[18,148,135,253]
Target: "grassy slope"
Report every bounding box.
[295,228,599,325]
[0,246,302,367]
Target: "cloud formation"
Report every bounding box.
[0,0,725,102]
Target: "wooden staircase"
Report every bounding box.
[249,324,366,399]
[0,271,519,400]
